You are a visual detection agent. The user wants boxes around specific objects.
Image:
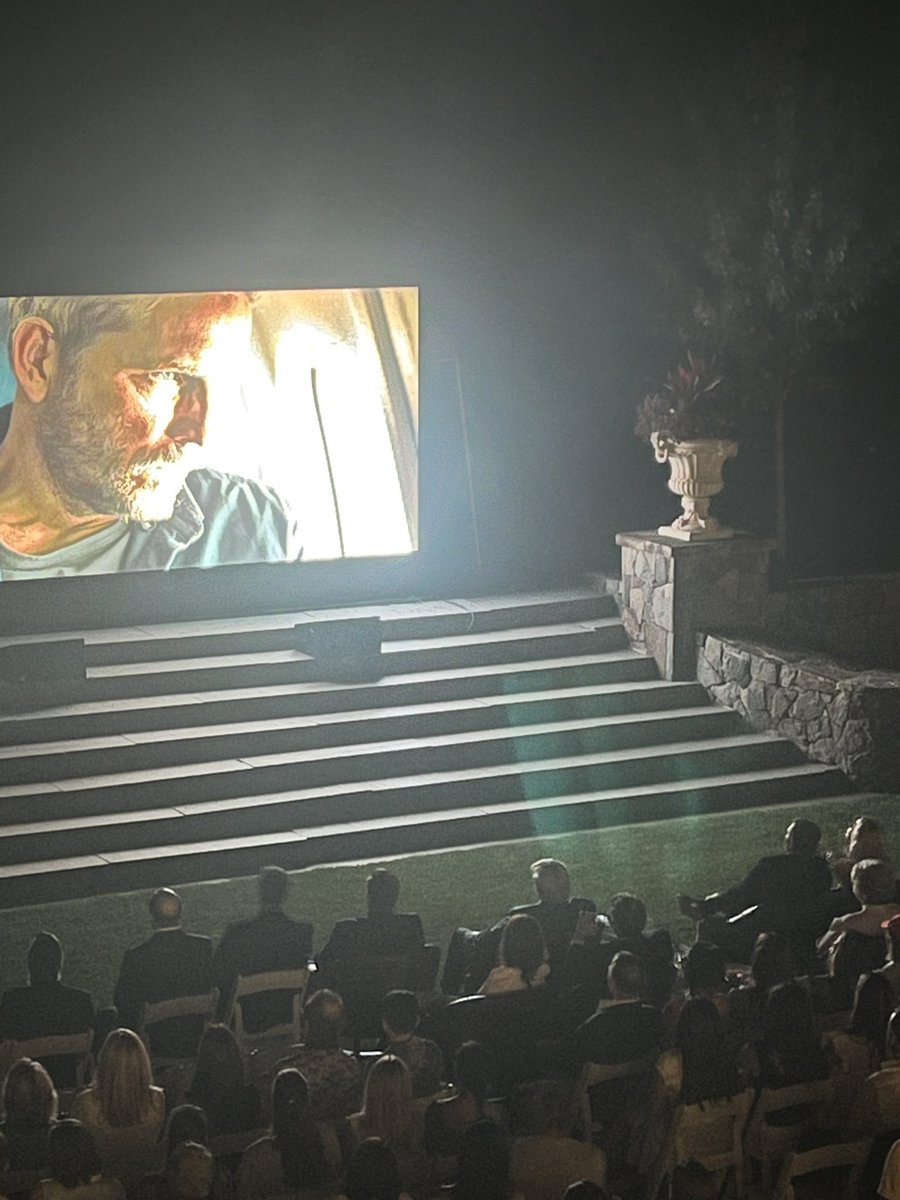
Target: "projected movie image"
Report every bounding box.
[0,287,419,579]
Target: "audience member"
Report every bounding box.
[32,1119,125,1200]
[165,1143,213,1200]
[870,1010,900,1141]
[727,932,794,1044]
[663,942,729,1036]
[237,1069,337,1200]
[424,1041,501,1159]
[379,991,443,1099]
[821,859,900,1008]
[213,865,312,1030]
[567,952,666,1068]
[478,915,549,995]
[508,1080,607,1200]
[830,817,889,894]
[756,982,828,1089]
[0,934,95,1089]
[443,859,594,995]
[825,972,894,1077]
[605,893,675,1007]
[673,998,741,1105]
[349,1056,425,1197]
[452,1119,522,1200]
[134,1105,209,1200]
[277,990,361,1121]
[563,1184,612,1200]
[0,1057,57,1173]
[678,819,832,963]
[317,870,424,971]
[71,1029,165,1192]
[344,1138,410,1200]
[113,889,214,1057]
[879,1136,900,1200]
[186,1025,262,1136]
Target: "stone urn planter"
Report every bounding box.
[651,432,738,540]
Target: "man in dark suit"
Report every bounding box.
[442,858,595,994]
[114,887,214,1057]
[214,865,313,1031]
[678,818,834,963]
[317,869,425,970]
[0,932,95,1087]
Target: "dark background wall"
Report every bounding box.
[0,0,897,630]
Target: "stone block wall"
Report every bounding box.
[697,633,900,790]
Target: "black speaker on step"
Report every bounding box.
[295,617,383,681]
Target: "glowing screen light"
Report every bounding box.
[0,287,419,580]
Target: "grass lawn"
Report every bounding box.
[1,791,896,1006]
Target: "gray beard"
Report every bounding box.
[37,373,201,522]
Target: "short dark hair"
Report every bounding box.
[367,869,400,912]
[258,865,289,909]
[684,941,726,994]
[510,1079,573,1136]
[454,1041,496,1102]
[49,1120,100,1189]
[28,932,63,985]
[346,1137,402,1200]
[610,893,647,940]
[381,989,419,1036]
[607,950,643,999]
[786,819,821,855]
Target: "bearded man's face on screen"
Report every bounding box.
[31,292,251,523]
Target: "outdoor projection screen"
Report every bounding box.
[0,288,419,580]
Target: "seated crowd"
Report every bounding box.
[2,821,900,1199]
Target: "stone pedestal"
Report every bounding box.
[615,532,776,680]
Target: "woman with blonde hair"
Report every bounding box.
[350,1056,425,1196]
[72,1029,164,1191]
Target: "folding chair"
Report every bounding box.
[6,1029,94,1102]
[139,989,218,1105]
[231,967,309,1053]
[770,1137,873,1200]
[576,1054,657,1143]
[744,1078,834,1193]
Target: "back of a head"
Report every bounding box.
[165,1105,209,1159]
[849,817,886,863]
[764,981,814,1048]
[684,941,726,995]
[607,950,643,1000]
[610,893,647,941]
[149,887,183,927]
[49,1120,101,1190]
[168,1141,213,1200]
[95,1028,153,1127]
[455,1119,510,1200]
[346,1137,403,1200]
[887,1008,900,1059]
[28,932,63,986]
[272,1068,329,1189]
[849,972,895,1047]
[531,858,570,903]
[367,869,401,914]
[565,1184,611,1200]
[192,1024,244,1103]
[454,1041,496,1103]
[786,819,821,856]
[499,914,546,984]
[381,989,420,1037]
[852,858,896,906]
[257,864,289,910]
[2,1058,58,1126]
[303,988,344,1049]
[750,932,793,992]
[362,1055,413,1144]
[675,998,738,1104]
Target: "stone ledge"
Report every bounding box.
[697,631,900,790]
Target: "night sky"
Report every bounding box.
[0,0,897,582]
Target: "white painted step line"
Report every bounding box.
[0,680,703,758]
[0,762,839,840]
[0,651,650,721]
[85,619,623,679]
[0,764,844,876]
[0,730,793,801]
[0,707,735,787]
